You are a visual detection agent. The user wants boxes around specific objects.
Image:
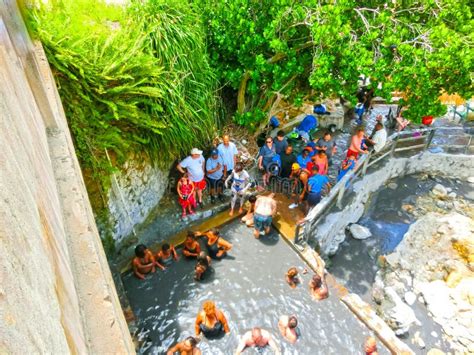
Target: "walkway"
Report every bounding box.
[122,220,387,354]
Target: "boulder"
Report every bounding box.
[404,291,417,306]
[382,287,419,336]
[432,183,448,198]
[348,224,372,240]
[467,176,474,184]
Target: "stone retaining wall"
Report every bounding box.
[311,152,474,256]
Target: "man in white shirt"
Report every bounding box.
[177,148,206,207]
[217,135,238,178]
[367,123,387,153]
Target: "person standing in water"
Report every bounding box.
[225,162,251,216]
[235,327,281,355]
[167,336,201,355]
[285,267,300,288]
[278,315,299,343]
[195,301,230,338]
[253,193,277,238]
[132,244,165,279]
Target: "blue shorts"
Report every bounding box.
[307,192,321,207]
[254,213,272,231]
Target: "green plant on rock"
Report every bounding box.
[26,0,218,194]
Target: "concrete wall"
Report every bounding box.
[0,1,134,353]
[309,152,474,256]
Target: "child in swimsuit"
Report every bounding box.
[183,231,201,258]
[156,243,178,267]
[195,252,211,281]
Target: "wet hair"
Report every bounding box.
[288,316,298,329]
[277,130,285,137]
[134,244,147,258]
[248,195,257,203]
[234,162,243,172]
[197,252,209,267]
[324,131,331,137]
[185,336,198,347]
[209,228,220,236]
[311,274,322,288]
[287,267,298,278]
[186,231,196,240]
[162,243,170,251]
[252,327,262,339]
[202,300,216,314]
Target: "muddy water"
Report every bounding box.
[329,175,473,353]
[123,220,386,354]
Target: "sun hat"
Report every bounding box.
[191,148,203,155]
[291,163,300,171]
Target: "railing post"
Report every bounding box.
[294,223,301,244]
[464,135,472,154]
[424,129,436,150]
[389,137,398,157]
[362,151,371,176]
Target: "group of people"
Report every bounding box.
[133,228,232,281]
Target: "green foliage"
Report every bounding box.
[197,0,473,124]
[27,0,218,192]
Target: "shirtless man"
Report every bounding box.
[132,244,164,280]
[234,328,281,355]
[289,163,311,209]
[278,315,299,343]
[253,193,277,238]
[167,336,201,355]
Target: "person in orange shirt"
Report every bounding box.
[195,301,230,338]
[167,336,201,355]
[132,244,164,280]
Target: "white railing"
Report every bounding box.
[295,126,472,244]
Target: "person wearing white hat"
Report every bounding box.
[177,148,206,208]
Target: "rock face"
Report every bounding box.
[375,211,474,352]
[348,224,372,239]
[107,157,170,243]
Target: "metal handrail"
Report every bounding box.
[294,126,472,244]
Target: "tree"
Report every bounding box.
[197,0,473,125]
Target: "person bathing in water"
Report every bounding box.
[195,301,230,338]
[225,162,251,216]
[194,252,211,281]
[182,231,201,258]
[156,243,178,267]
[167,336,201,355]
[195,228,232,259]
[285,267,300,288]
[235,327,281,355]
[132,244,165,279]
[278,315,299,343]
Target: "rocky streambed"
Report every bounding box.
[329,175,474,353]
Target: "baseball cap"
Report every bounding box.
[191,148,203,155]
[291,163,300,171]
[211,149,219,156]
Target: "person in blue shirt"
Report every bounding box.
[206,149,224,203]
[296,148,311,167]
[258,137,276,187]
[217,135,238,178]
[306,165,331,212]
[337,154,356,182]
[296,115,318,142]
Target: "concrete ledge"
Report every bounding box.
[341,294,414,355]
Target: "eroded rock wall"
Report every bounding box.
[0,1,133,353]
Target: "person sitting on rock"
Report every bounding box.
[195,252,212,281]
[241,194,257,227]
[183,231,201,258]
[156,243,178,267]
[167,336,201,355]
[235,327,281,355]
[132,244,164,279]
[278,315,299,343]
[285,267,300,288]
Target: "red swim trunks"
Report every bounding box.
[194,179,207,190]
[346,149,359,159]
